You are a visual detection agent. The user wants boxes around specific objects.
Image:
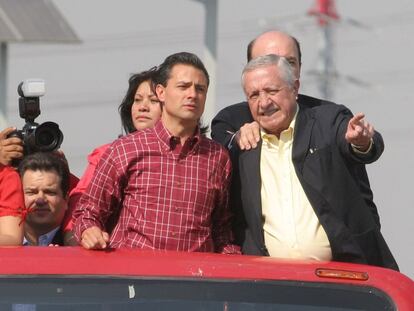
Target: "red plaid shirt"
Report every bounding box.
[73,120,239,254]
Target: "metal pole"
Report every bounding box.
[0,42,8,128]
[200,0,217,136]
[321,23,335,100]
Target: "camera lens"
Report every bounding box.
[36,130,55,146]
[33,121,64,152]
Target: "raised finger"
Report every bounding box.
[349,113,365,127]
[4,144,24,152]
[2,137,23,146]
[366,124,374,138]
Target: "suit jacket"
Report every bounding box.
[211,94,399,271]
[51,227,64,246]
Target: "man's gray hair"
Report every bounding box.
[242,54,296,89]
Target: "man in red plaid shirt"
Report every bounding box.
[74,52,240,254]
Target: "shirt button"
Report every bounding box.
[171,231,177,237]
[175,207,181,212]
[176,181,181,187]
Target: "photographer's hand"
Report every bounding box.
[0,127,24,166]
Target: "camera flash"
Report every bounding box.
[20,79,46,97]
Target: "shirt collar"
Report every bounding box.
[23,226,60,246]
[154,120,201,153]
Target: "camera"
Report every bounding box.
[8,79,64,155]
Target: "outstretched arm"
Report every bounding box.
[345,113,374,152]
[338,111,384,164]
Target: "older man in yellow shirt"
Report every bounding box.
[260,108,331,261]
[226,53,398,270]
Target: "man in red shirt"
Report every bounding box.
[19,152,70,246]
[74,52,239,254]
[0,128,79,245]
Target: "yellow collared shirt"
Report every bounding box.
[260,107,332,261]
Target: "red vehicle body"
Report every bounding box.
[0,247,413,310]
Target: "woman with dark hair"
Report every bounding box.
[62,68,162,244]
[118,67,161,134]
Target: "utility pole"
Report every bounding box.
[0,42,8,128]
[194,0,218,135]
[308,0,340,100]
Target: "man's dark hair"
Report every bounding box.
[118,67,158,134]
[154,52,210,87]
[18,152,70,197]
[246,35,302,65]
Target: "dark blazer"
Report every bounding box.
[211,94,399,271]
[51,227,64,246]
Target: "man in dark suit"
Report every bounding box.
[18,152,70,246]
[211,37,398,270]
[212,31,382,228]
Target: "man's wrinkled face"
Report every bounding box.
[22,169,67,232]
[243,65,299,137]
